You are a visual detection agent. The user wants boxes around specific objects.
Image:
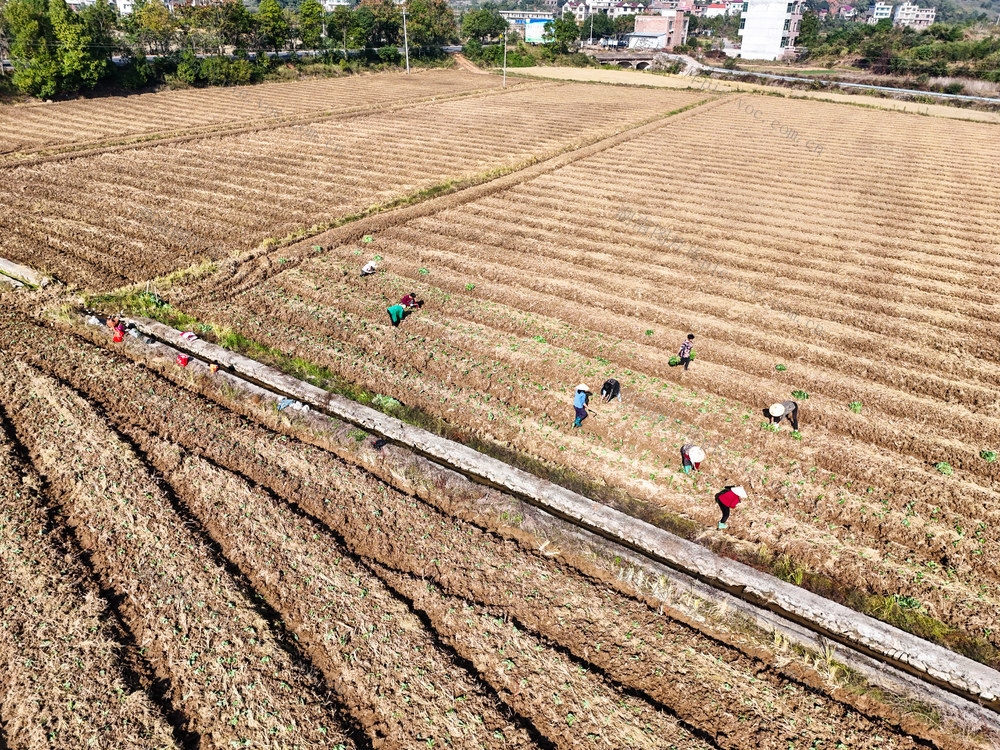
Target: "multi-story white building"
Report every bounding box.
[321,0,352,10]
[866,1,893,23]
[563,0,644,23]
[735,0,803,60]
[893,1,935,28]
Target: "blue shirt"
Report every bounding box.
[574,390,588,408]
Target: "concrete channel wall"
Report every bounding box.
[132,316,1000,710]
[0,258,51,288]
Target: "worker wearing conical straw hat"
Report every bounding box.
[768,400,799,431]
[573,384,591,428]
[681,444,705,474]
[715,485,747,530]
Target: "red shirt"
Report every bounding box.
[401,294,416,307]
[718,489,742,508]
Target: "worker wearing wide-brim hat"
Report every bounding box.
[573,384,591,428]
[715,485,747,530]
[769,400,799,431]
[681,444,705,474]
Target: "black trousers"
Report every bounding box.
[717,499,730,524]
[681,356,691,370]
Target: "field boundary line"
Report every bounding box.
[0,80,553,170]
[123,314,1000,714]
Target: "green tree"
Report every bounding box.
[218,0,256,50]
[50,0,108,91]
[406,0,456,47]
[797,11,819,48]
[257,0,289,51]
[350,4,375,46]
[78,0,117,53]
[129,0,174,54]
[612,13,635,33]
[329,3,352,54]
[543,15,578,52]
[584,10,614,40]
[461,7,505,42]
[358,0,399,46]
[298,0,322,48]
[3,0,60,96]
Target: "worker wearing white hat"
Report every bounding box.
[768,400,799,431]
[716,485,747,530]
[681,444,705,474]
[361,261,378,277]
[573,384,591,428]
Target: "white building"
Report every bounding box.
[114,0,134,14]
[499,9,556,37]
[735,0,803,60]
[893,1,935,28]
[322,0,352,10]
[702,3,728,17]
[866,1,893,23]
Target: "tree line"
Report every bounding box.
[797,14,1000,82]
[0,0,458,97]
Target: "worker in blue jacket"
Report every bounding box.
[573,384,591,428]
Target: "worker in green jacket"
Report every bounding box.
[387,304,406,327]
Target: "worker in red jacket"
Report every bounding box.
[715,485,747,530]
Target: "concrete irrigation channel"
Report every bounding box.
[110,313,1000,729]
[0,257,51,289]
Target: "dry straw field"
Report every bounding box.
[2,67,999,748]
[0,80,703,288]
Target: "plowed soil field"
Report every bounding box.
[0,68,502,157]
[0,313,968,749]
[0,81,704,289]
[4,70,998,748]
[181,93,1000,652]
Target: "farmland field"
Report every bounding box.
[0,81,704,288]
[0,313,961,749]
[3,67,999,747]
[178,93,1000,654]
[0,69,503,157]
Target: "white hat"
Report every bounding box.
[769,403,785,417]
[733,486,747,498]
[689,446,705,462]
[577,384,590,392]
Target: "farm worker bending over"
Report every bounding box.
[715,485,747,530]
[681,444,705,474]
[361,261,378,277]
[678,334,695,370]
[769,401,799,431]
[601,378,621,403]
[400,292,420,309]
[387,304,407,327]
[573,384,591,428]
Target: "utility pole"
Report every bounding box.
[502,31,507,88]
[402,8,410,74]
[589,10,594,46]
